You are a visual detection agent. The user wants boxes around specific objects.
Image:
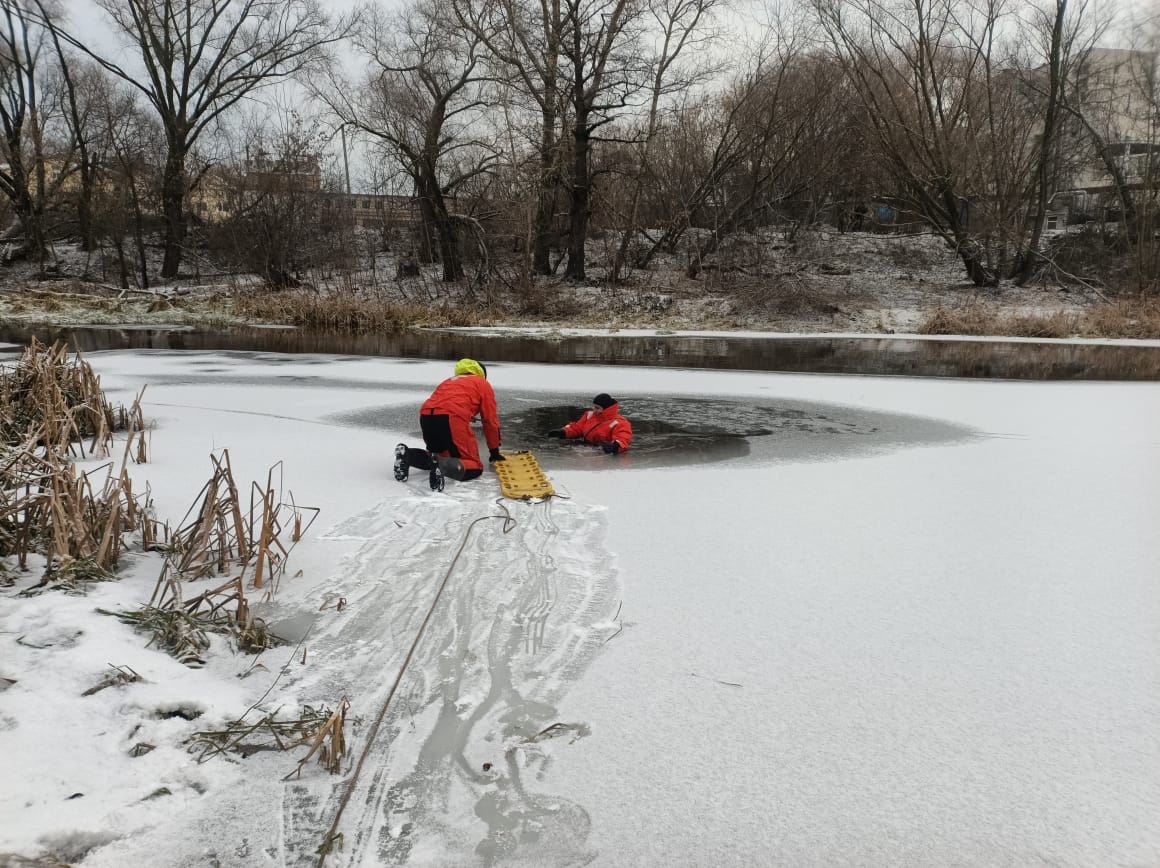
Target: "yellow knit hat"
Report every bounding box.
[454,358,486,378]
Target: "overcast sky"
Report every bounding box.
[57,0,1143,196]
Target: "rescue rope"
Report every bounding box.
[315,500,518,867]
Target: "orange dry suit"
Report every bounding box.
[562,401,633,453]
[419,359,501,472]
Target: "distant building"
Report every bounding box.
[1052,47,1158,223]
[343,193,421,228]
[245,150,322,193]
[186,153,422,228]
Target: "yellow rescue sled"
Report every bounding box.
[494,450,555,500]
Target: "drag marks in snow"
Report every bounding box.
[281,488,619,867]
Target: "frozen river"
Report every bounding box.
[2,346,1158,867]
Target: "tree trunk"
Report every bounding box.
[3,150,45,261]
[565,115,590,281]
[435,211,463,282]
[113,238,128,288]
[1096,144,1139,246]
[958,246,998,286]
[77,157,97,252]
[533,105,558,275]
[941,198,997,286]
[15,196,45,262]
[160,147,187,279]
[415,192,437,264]
[418,172,462,281]
[131,183,149,290]
[611,181,643,282]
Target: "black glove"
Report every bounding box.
[546,429,565,438]
[600,441,620,454]
[489,447,505,462]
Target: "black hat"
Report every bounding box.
[593,393,615,409]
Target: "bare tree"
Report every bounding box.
[559,0,650,280]
[0,0,60,263]
[328,0,497,282]
[455,0,568,276]
[38,16,104,252]
[211,114,347,288]
[460,0,652,281]
[1056,4,1155,250]
[51,0,350,279]
[813,0,1050,286]
[607,0,721,282]
[684,49,853,277]
[628,21,854,278]
[1118,2,1160,287]
[95,85,164,289]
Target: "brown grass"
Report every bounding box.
[0,855,74,867]
[917,297,1160,339]
[233,289,497,331]
[1081,298,1160,339]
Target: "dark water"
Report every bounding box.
[87,349,968,469]
[1,323,1159,380]
[339,394,971,470]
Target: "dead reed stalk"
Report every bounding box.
[284,699,350,777]
[140,450,318,660]
[189,701,349,771]
[0,442,158,584]
[1,340,155,583]
[0,339,125,458]
[166,449,250,581]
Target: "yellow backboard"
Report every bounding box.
[494,451,555,500]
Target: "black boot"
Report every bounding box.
[393,443,409,482]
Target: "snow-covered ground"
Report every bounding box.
[0,228,1116,337]
[1,346,1159,867]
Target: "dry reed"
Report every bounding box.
[918,297,1160,339]
[232,290,493,331]
[283,699,350,777]
[124,450,318,663]
[0,339,126,457]
[81,664,142,696]
[188,700,349,774]
[1,341,157,585]
[100,603,214,666]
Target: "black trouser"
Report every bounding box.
[420,413,456,456]
[405,415,482,481]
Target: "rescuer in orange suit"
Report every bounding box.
[546,393,633,454]
[393,358,504,491]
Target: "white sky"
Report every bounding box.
[1,340,1158,866]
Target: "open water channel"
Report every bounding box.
[2,323,1160,380]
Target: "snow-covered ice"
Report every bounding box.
[1,347,1158,867]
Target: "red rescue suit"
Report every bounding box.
[421,371,501,471]
[562,401,633,452]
